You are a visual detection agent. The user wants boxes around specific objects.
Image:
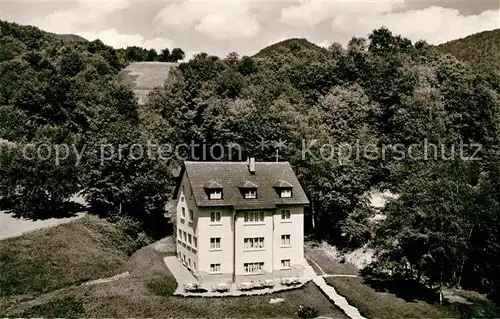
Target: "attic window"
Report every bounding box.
[244,189,257,199]
[274,180,293,198]
[204,180,223,200]
[239,180,258,199]
[280,188,292,198]
[209,189,222,200]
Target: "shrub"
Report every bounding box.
[297,305,319,319]
[147,278,176,296]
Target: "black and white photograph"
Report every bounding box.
[0,0,499,317]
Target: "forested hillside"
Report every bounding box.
[253,38,327,58]
[436,29,500,74]
[1,20,499,303]
[0,20,177,237]
[144,29,500,301]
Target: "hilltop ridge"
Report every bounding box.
[436,28,500,73]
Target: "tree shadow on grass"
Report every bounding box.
[2,199,87,220]
[363,276,437,303]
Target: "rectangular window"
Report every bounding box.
[244,190,257,199]
[189,258,191,268]
[182,207,186,217]
[281,259,291,268]
[244,237,265,249]
[281,234,291,246]
[189,187,193,198]
[183,254,186,262]
[193,236,197,248]
[188,234,192,245]
[210,263,221,273]
[194,262,197,270]
[181,196,184,202]
[210,237,221,249]
[210,211,221,223]
[189,209,194,221]
[281,209,291,220]
[183,231,187,241]
[280,189,292,198]
[244,262,264,273]
[244,211,265,223]
[178,228,182,239]
[210,190,222,199]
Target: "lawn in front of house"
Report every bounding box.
[4,237,349,318]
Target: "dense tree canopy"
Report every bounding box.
[143,28,500,301]
[1,20,499,302]
[0,21,174,237]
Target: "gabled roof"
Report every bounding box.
[238,181,258,188]
[273,180,293,188]
[177,161,309,209]
[203,180,223,189]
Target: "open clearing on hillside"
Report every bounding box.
[121,62,177,104]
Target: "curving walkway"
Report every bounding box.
[312,276,367,319]
[305,255,366,319]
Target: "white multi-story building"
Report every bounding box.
[173,158,310,283]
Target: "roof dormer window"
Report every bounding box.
[280,188,292,198]
[209,189,222,200]
[204,180,223,200]
[244,189,257,199]
[239,180,258,199]
[274,180,293,198]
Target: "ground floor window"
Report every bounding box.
[244,262,264,273]
[281,259,291,268]
[210,263,221,273]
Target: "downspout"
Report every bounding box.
[272,209,275,282]
[232,209,236,283]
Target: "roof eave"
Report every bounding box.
[171,164,185,200]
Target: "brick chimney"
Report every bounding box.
[248,157,255,174]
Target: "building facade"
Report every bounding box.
[174,159,309,282]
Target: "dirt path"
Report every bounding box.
[0,211,86,240]
[313,276,368,319]
[81,272,131,286]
